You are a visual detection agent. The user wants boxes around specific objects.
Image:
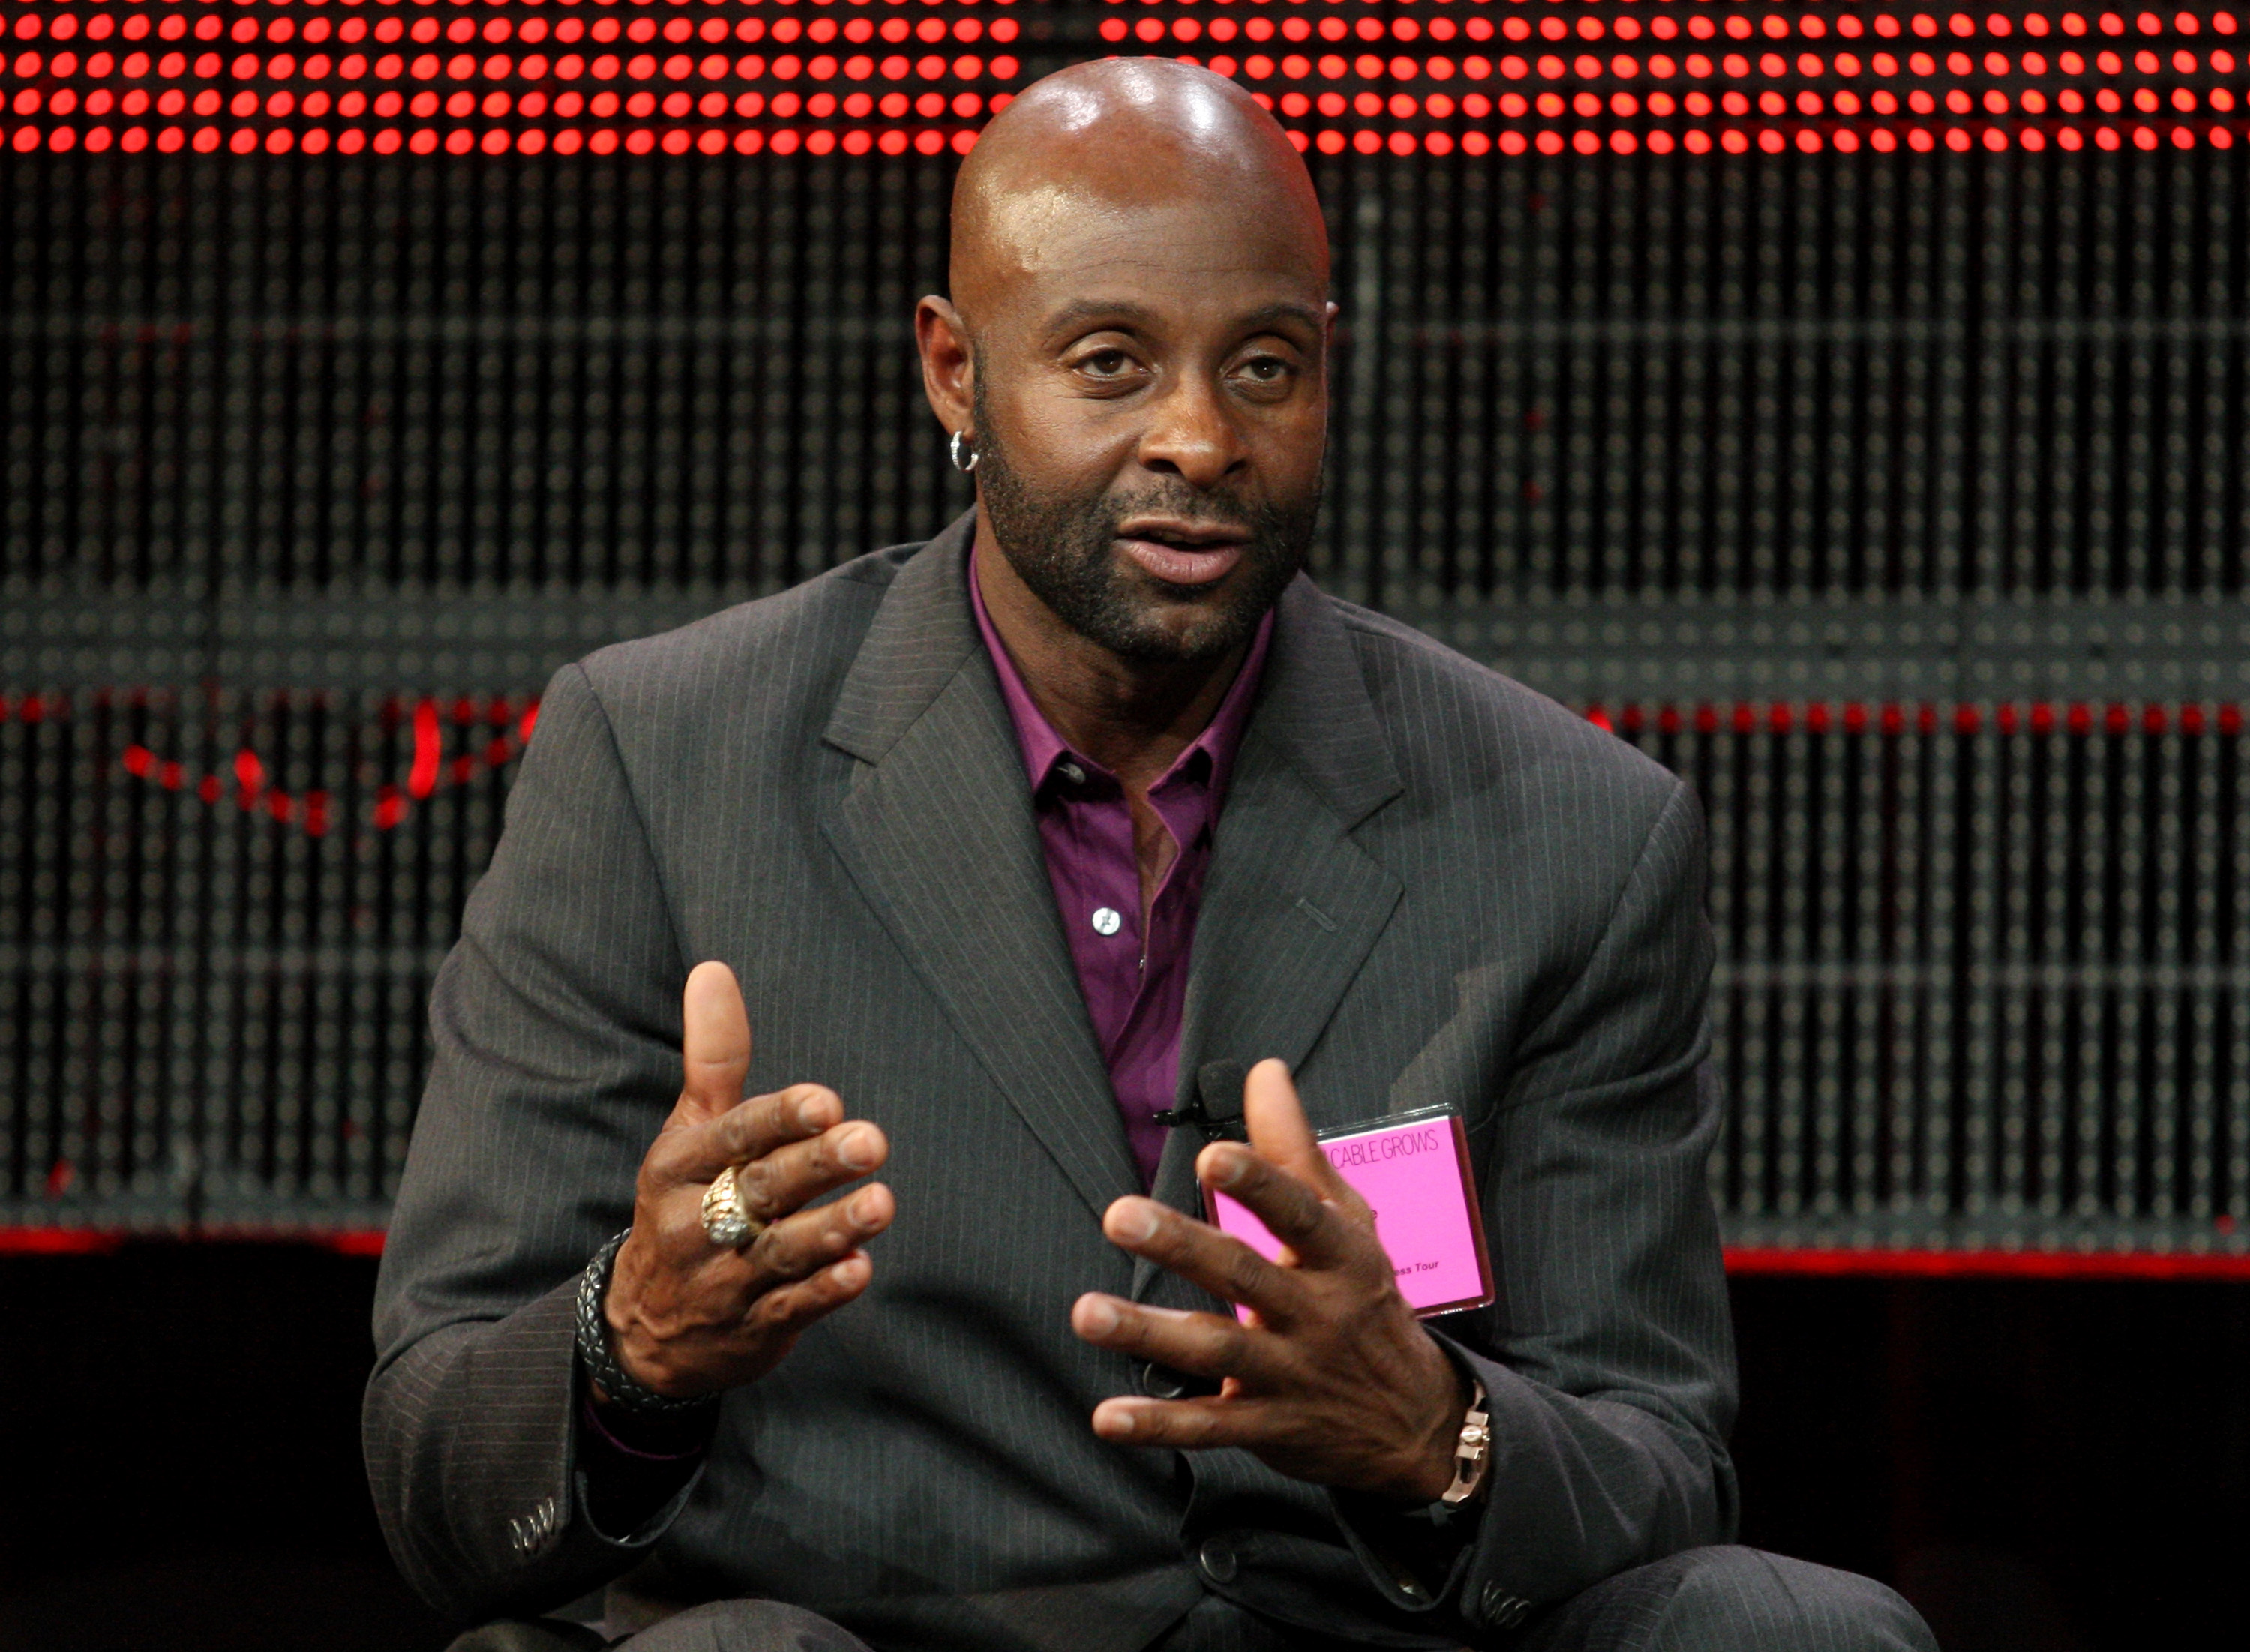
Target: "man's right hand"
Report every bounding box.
[602,960,895,1400]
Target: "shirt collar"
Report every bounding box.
[970,549,1274,805]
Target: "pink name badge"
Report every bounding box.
[1205,1106,1494,1320]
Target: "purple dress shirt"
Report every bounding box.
[970,561,1273,1188]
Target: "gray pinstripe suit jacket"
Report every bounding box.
[365,514,1738,1651]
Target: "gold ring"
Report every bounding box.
[699,1164,764,1249]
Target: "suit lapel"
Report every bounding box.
[1135,577,1406,1303]
[821,519,1141,1222]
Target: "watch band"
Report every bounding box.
[574,1228,721,1419]
[1438,1375,1492,1507]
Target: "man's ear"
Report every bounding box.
[915,295,975,442]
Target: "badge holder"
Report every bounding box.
[1204,1102,1496,1321]
[1160,1063,1496,1322]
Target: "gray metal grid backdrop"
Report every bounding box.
[8,127,2250,1254]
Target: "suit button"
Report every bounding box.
[1198,1535,1240,1585]
[1140,1362,1192,1399]
[1479,1582,1530,1629]
[1141,1362,1220,1399]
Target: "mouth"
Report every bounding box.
[1114,519,1250,588]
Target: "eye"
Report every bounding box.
[1077,348,1136,379]
[1230,352,1297,396]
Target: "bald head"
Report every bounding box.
[949,58,1329,323]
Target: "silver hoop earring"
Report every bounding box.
[950,430,980,474]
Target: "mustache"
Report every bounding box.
[1090,486,1274,538]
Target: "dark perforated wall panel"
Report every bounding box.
[6,1,2249,1261]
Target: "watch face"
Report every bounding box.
[1441,1382,1493,1504]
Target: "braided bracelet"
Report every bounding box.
[574,1228,721,1418]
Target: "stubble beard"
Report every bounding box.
[970,382,1322,664]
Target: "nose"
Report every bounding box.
[1136,376,1250,492]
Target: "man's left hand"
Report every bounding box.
[1070,1058,1470,1503]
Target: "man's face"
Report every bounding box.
[964,193,1332,664]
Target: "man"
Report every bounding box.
[368,60,1934,1652]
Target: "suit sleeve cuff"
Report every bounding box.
[1328,1486,1484,1616]
[1417,1329,1561,1636]
[1325,1330,1488,1618]
[573,1380,714,1545]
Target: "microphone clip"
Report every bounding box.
[1153,1059,1249,1143]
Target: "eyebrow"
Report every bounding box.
[1040,297,1326,342]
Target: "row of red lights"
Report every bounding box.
[6,85,1009,122]
[1,67,1010,124]
[14,42,2250,80]
[1099,8,2240,43]
[104,696,542,835]
[4,1231,2243,1274]
[0,1228,392,1255]
[7,6,2241,135]
[4,117,2241,151]
[9,69,2245,130]
[2,1,2236,73]
[18,89,2240,130]
[0,48,1009,75]
[1108,24,2248,57]
[0,10,1019,42]
[1586,701,2250,736]
[4,4,2244,43]
[0,693,532,834]
[1722,1248,2250,1279]
[2,115,986,145]
[12,44,2247,132]
[1165,46,2250,79]
[8,691,2244,739]
[2,7,2241,61]
[10,68,2248,127]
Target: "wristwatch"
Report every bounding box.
[1438,1376,1492,1507]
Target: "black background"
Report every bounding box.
[2,1249,2243,1651]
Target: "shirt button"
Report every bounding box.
[1058,760,1086,786]
[1090,907,1123,937]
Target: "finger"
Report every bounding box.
[1100,1195,1306,1320]
[730,1120,890,1228]
[676,961,751,1123]
[1240,1058,1352,1204]
[743,1250,878,1339]
[1195,1142,1361,1273]
[1070,1292,1267,1382]
[744,1183,896,1284]
[656,1084,847,1186]
[1088,1393,1281,1450]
